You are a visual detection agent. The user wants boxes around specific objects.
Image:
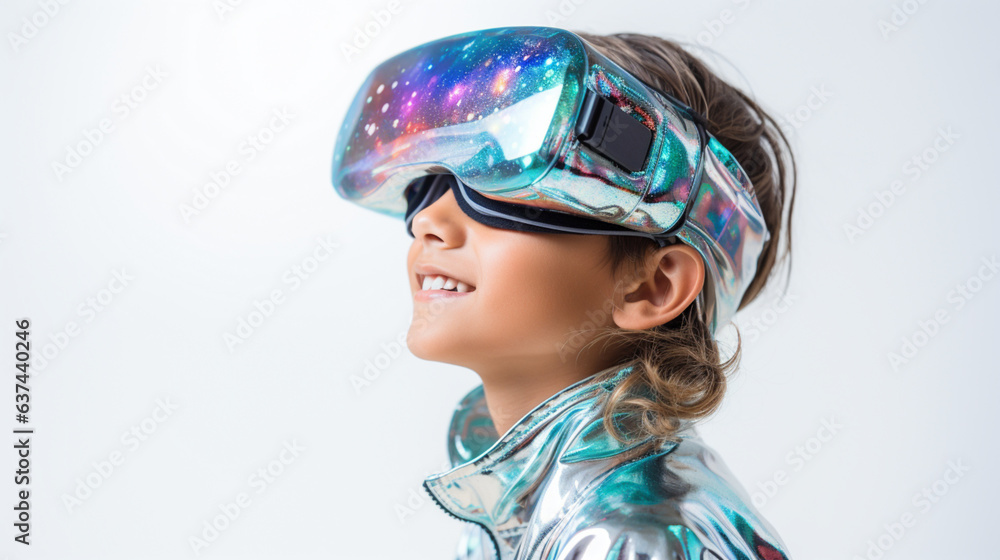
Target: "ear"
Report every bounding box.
[612,244,705,330]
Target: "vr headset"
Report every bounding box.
[331,26,769,336]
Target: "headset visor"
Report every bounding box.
[333,28,587,215]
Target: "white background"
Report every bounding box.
[2,0,998,558]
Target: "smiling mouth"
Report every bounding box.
[417,274,476,293]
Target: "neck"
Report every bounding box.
[471,351,622,437]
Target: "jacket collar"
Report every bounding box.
[422,364,683,559]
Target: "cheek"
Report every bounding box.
[477,239,606,334]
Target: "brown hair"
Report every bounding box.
[571,31,798,444]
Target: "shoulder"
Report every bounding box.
[541,504,789,560]
[539,430,790,560]
[540,514,720,560]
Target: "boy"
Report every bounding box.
[332,26,796,560]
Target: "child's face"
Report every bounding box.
[405,186,626,375]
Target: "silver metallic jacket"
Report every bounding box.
[422,365,791,560]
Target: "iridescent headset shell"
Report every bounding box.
[332,26,770,335]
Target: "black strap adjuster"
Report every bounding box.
[574,89,653,173]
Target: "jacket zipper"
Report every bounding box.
[422,480,502,560]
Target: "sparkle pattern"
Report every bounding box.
[333,27,584,215]
[677,136,768,333]
[331,27,769,336]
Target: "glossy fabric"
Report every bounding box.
[331,26,769,336]
[423,365,791,560]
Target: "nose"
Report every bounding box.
[410,184,468,247]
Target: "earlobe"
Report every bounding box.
[612,245,705,330]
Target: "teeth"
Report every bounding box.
[419,274,474,292]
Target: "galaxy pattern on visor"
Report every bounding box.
[333,27,585,214]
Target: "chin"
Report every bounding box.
[405,325,460,364]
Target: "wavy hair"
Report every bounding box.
[571,31,798,444]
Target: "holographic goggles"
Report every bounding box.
[331,26,770,336]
